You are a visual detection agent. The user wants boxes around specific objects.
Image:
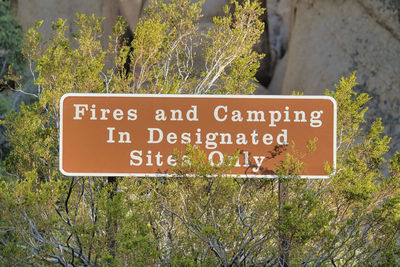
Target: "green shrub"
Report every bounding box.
[0,1,24,76]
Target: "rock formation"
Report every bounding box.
[270,0,400,152]
[10,0,400,151]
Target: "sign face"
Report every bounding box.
[60,94,336,178]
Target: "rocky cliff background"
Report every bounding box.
[2,0,400,153]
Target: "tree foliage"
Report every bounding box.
[0,0,399,266]
[0,1,24,77]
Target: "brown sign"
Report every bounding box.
[60,94,336,178]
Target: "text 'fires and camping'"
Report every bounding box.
[71,103,324,172]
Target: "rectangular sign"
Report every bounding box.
[60,94,336,178]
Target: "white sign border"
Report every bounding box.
[59,93,337,179]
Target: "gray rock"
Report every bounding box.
[12,0,400,153]
[276,0,400,152]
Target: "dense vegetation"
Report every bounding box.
[0,1,23,76]
[0,1,24,116]
[0,0,399,266]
